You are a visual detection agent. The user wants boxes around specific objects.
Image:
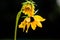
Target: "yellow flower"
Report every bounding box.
[22,1,35,16]
[19,15,45,33]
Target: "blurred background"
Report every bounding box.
[0,0,60,39]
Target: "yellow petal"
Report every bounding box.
[31,21,36,30]
[19,20,26,32]
[36,21,42,28]
[19,22,24,28]
[33,15,46,22]
[26,23,30,33]
[25,17,30,22]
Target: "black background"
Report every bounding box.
[0,0,60,39]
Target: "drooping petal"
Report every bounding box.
[19,21,25,28]
[26,23,30,33]
[19,20,27,32]
[31,21,36,30]
[33,15,46,22]
[36,21,42,28]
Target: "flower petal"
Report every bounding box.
[33,15,46,22]
[31,21,36,30]
[26,23,30,33]
[19,20,26,32]
[25,17,30,22]
[36,21,42,28]
[19,22,24,28]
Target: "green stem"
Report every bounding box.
[14,10,22,40]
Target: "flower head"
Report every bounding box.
[22,1,35,16]
[18,0,46,33]
[19,15,45,33]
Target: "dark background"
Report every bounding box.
[0,0,60,39]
